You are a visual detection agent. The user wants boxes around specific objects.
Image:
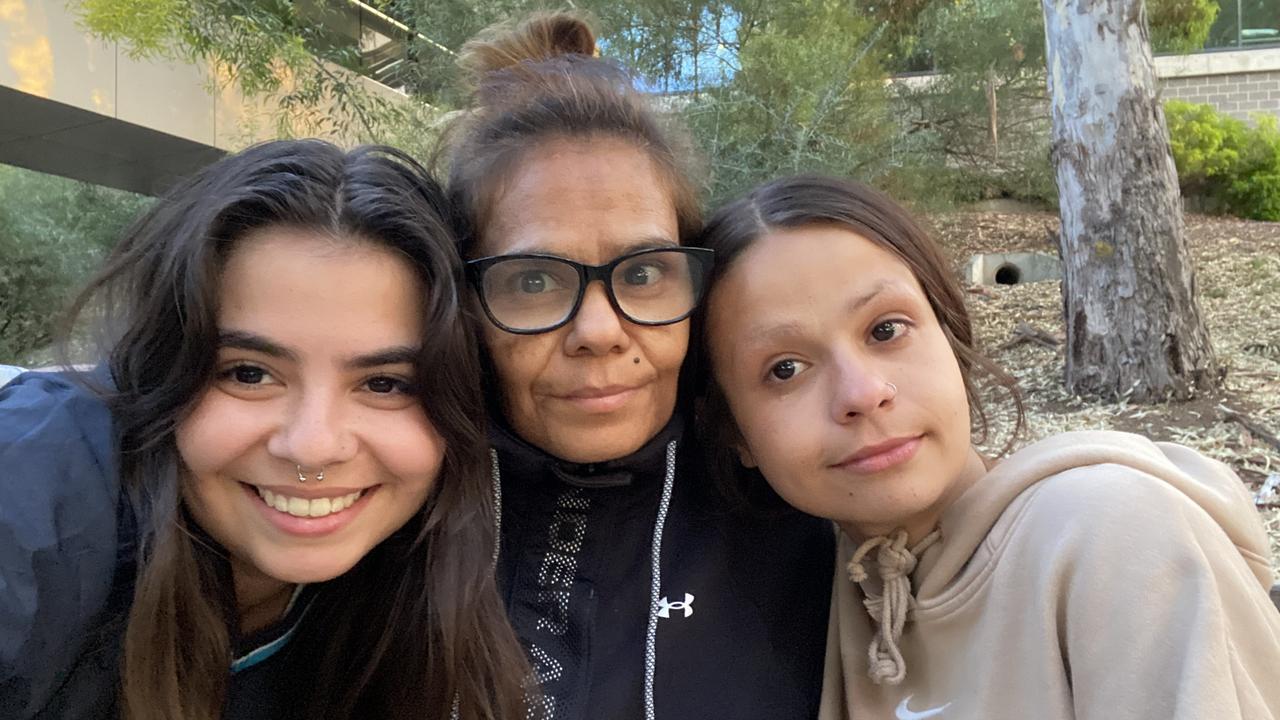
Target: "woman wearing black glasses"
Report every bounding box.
[441,12,834,720]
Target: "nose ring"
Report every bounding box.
[885,382,898,400]
[296,465,325,483]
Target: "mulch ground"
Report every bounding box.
[926,209,1280,576]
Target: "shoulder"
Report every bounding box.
[1007,432,1270,584]
[0,370,128,716]
[0,369,118,511]
[0,369,115,461]
[1013,431,1247,526]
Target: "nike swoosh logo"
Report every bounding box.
[895,695,951,720]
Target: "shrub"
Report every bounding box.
[1165,100,1280,220]
[1148,0,1219,54]
[1228,172,1280,221]
[0,167,148,363]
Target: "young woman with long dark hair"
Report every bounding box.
[0,139,529,720]
[698,174,1280,719]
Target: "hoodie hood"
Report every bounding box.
[840,430,1275,687]
[912,430,1273,597]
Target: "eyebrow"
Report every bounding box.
[218,331,298,362]
[498,235,679,259]
[846,279,896,315]
[217,330,421,370]
[738,280,900,351]
[346,346,422,370]
[741,321,808,351]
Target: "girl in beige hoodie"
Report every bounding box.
[697,175,1280,720]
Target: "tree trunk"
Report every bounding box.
[1041,0,1219,402]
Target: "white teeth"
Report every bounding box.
[287,496,309,516]
[254,486,365,519]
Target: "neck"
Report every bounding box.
[839,447,990,546]
[231,560,295,635]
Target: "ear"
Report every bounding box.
[735,443,758,468]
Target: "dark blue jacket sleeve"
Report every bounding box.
[0,372,122,718]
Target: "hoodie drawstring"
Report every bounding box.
[846,527,940,686]
[643,439,679,720]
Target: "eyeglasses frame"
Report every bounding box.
[465,246,716,335]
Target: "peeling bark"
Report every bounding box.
[1041,0,1219,401]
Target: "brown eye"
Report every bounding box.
[767,358,815,382]
[366,376,413,395]
[234,366,264,384]
[221,364,272,385]
[770,360,797,380]
[871,322,900,343]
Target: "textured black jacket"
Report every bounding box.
[493,415,835,720]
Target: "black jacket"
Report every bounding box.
[493,415,835,720]
[0,371,317,720]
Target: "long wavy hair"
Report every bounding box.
[64,139,529,719]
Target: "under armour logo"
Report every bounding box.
[657,593,694,618]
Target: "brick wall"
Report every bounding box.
[1156,48,1280,121]
[1160,70,1280,120]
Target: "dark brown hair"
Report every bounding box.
[695,175,1025,486]
[65,139,529,719]
[441,11,704,256]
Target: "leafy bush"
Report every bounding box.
[0,167,148,363]
[883,0,1057,209]
[683,1,894,205]
[1148,0,1219,54]
[1165,99,1242,185]
[1228,171,1280,221]
[1166,100,1280,220]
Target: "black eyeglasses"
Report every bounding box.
[466,247,715,335]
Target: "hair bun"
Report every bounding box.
[459,12,597,87]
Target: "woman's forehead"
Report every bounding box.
[480,139,679,260]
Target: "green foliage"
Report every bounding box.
[1228,171,1280,221]
[1165,99,1244,187]
[1166,100,1280,220]
[888,0,1055,207]
[0,167,149,363]
[1148,0,1219,54]
[386,0,538,105]
[682,1,894,203]
[75,0,406,140]
[78,0,188,57]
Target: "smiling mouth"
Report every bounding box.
[252,486,369,519]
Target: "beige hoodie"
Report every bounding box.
[818,431,1280,720]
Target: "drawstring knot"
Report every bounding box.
[845,527,940,686]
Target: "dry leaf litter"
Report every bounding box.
[927,210,1280,577]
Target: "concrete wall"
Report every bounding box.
[1157,48,1280,121]
[893,48,1280,124]
[0,0,405,195]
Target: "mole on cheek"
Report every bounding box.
[633,357,640,364]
